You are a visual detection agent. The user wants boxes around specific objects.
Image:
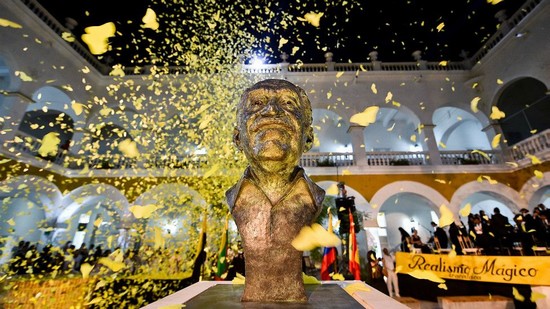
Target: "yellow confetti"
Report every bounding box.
[61,32,75,42]
[392,101,401,107]
[482,175,498,184]
[81,22,116,55]
[331,273,345,281]
[491,134,501,148]
[71,102,85,116]
[350,106,379,126]
[530,291,546,302]
[410,135,417,142]
[496,78,504,84]
[344,282,371,294]
[488,0,504,5]
[407,269,445,283]
[15,71,33,82]
[341,169,351,175]
[470,97,481,113]
[385,92,393,103]
[512,287,525,301]
[527,154,541,165]
[534,170,543,179]
[439,204,454,227]
[434,179,446,184]
[336,71,344,78]
[7,218,15,226]
[370,83,378,94]
[80,263,93,278]
[489,106,505,120]
[129,204,158,219]
[94,217,103,227]
[279,37,288,49]
[142,8,159,30]
[297,12,324,27]
[0,18,22,28]
[471,149,490,161]
[459,203,472,217]
[38,132,61,157]
[118,139,139,158]
[326,183,339,195]
[439,61,448,66]
[98,257,126,272]
[232,273,245,284]
[291,223,341,251]
[436,22,445,32]
[302,273,320,284]
[439,142,446,148]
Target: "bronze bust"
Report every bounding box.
[226,79,325,302]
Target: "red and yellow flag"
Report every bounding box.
[348,209,361,280]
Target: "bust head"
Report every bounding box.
[234,79,314,172]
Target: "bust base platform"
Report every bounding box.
[142,281,409,309]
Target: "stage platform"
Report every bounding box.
[142,281,409,309]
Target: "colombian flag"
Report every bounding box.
[348,209,361,280]
[321,210,338,280]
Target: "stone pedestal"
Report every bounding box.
[142,281,409,309]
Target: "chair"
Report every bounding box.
[433,236,452,254]
[458,235,482,255]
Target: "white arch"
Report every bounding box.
[519,171,550,211]
[450,181,525,214]
[370,181,449,217]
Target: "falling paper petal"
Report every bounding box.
[344,282,371,294]
[371,83,378,94]
[80,263,93,278]
[297,12,324,27]
[118,139,139,158]
[350,106,379,126]
[331,273,345,281]
[439,204,454,227]
[436,22,445,32]
[326,183,339,195]
[129,204,158,219]
[527,154,541,165]
[98,257,126,272]
[7,218,15,226]
[81,22,116,55]
[438,283,448,290]
[38,132,61,157]
[470,97,481,113]
[530,291,546,302]
[407,269,445,283]
[534,170,543,179]
[491,134,501,148]
[302,273,320,284]
[459,203,472,217]
[291,223,341,251]
[0,18,22,28]
[490,106,505,120]
[512,287,525,301]
[142,8,159,30]
[15,71,33,82]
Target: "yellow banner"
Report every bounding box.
[396,252,550,286]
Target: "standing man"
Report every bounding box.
[226,79,325,302]
[431,221,449,248]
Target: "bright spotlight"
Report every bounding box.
[251,56,265,68]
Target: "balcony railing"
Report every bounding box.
[510,128,550,161]
[3,129,549,173]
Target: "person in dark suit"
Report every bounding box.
[431,221,449,248]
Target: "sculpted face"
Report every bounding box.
[234,80,313,170]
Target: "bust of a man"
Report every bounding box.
[226,79,325,302]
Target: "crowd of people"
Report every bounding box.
[397,204,550,256]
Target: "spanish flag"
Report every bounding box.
[321,210,338,280]
[215,214,229,280]
[348,209,361,280]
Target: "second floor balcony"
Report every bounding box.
[3,129,549,177]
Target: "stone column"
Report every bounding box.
[347,125,367,166]
[420,124,442,165]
